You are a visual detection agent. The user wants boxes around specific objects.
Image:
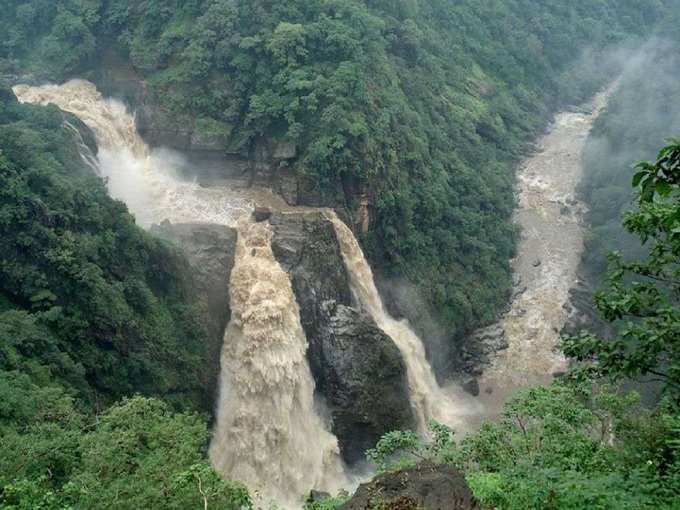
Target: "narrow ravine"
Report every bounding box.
[476,86,616,417]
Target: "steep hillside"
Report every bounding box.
[0,85,218,411]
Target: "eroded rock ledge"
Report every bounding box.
[270,211,415,465]
[339,461,480,510]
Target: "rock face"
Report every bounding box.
[270,211,415,465]
[93,51,373,216]
[150,222,238,411]
[339,461,481,510]
[151,222,237,341]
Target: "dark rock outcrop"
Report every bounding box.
[151,222,237,342]
[150,222,237,413]
[339,461,481,510]
[270,211,415,465]
[314,302,414,464]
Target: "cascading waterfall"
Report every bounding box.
[210,219,347,507]
[13,80,348,507]
[12,80,252,227]
[327,212,478,433]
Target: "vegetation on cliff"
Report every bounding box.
[0,88,249,507]
[0,87,217,411]
[2,0,675,347]
[352,140,680,509]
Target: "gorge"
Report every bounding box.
[13,74,612,505]
[3,2,680,509]
[12,79,480,506]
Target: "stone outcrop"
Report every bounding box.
[270,211,415,465]
[339,461,481,510]
[151,222,237,342]
[150,221,237,412]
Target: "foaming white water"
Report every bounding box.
[327,213,480,433]
[210,220,347,508]
[12,80,251,227]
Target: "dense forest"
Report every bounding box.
[1,1,680,509]
[1,0,675,351]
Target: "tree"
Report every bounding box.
[563,140,680,394]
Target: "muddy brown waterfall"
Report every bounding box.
[209,219,347,508]
[327,212,480,434]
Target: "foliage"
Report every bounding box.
[0,396,252,510]
[366,420,459,474]
[371,384,680,509]
[2,0,676,352]
[564,141,680,393]
[0,88,217,411]
[303,493,350,510]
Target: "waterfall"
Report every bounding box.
[12,80,251,227]
[210,220,346,507]
[13,79,348,507]
[327,212,476,433]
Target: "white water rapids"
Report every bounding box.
[476,86,616,416]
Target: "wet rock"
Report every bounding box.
[273,140,297,160]
[253,207,272,222]
[319,303,415,464]
[307,490,332,504]
[151,223,237,342]
[461,323,508,374]
[339,461,480,510]
[514,286,528,298]
[461,324,508,374]
[270,211,415,465]
[461,378,480,397]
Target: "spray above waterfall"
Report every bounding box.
[12,80,252,228]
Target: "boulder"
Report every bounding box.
[339,461,480,510]
[270,211,415,465]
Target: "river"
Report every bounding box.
[475,85,616,417]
